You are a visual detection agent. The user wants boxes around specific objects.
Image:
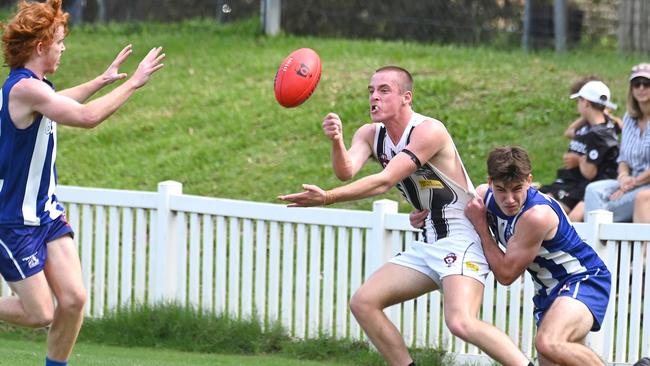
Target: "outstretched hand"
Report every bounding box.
[130,46,166,89]
[278,184,326,207]
[100,44,132,85]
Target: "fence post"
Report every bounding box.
[554,0,567,52]
[262,0,281,36]
[583,209,613,259]
[367,199,398,280]
[154,181,183,302]
[583,209,612,355]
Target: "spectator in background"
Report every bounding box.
[540,80,619,222]
[584,63,650,222]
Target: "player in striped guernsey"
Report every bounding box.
[0,1,164,365]
[464,146,611,366]
[280,66,532,366]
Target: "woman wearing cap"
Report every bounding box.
[540,80,620,222]
[583,63,650,222]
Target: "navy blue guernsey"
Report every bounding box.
[0,68,65,226]
[484,187,607,306]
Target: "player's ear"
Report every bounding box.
[403,90,412,105]
[35,41,44,55]
[526,174,533,184]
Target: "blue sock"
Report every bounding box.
[45,357,68,366]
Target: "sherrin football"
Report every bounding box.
[274,48,321,108]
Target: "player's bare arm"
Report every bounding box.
[279,151,419,207]
[11,47,164,129]
[404,119,448,167]
[58,44,132,102]
[466,193,555,285]
[325,115,374,181]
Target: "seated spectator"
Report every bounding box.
[540,80,620,222]
[563,76,623,139]
[584,63,650,222]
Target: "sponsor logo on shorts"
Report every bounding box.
[588,149,599,160]
[22,252,39,269]
[465,261,479,272]
[559,283,571,293]
[418,179,444,189]
[443,252,457,267]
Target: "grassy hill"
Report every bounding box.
[15,18,644,211]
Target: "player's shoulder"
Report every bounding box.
[10,77,52,102]
[356,122,378,135]
[412,115,448,136]
[352,123,379,143]
[521,203,556,228]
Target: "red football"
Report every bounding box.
[274,48,322,108]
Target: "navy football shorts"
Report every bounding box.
[0,215,74,282]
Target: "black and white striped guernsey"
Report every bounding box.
[372,112,478,243]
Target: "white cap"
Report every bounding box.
[630,63,650,81]
[570,80,617,110]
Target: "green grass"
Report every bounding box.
[0,303,457,366]
[0,338,352,366]
[0,18,638,212]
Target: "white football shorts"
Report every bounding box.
[388,235,490,288]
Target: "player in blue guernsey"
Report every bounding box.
[464,146,611,366]
[0,1,164,365]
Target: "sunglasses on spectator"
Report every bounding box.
[632,78,650,89]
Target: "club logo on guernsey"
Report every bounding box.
[22,252,39,269]
[379,153,390,168]
[44,119,53,135]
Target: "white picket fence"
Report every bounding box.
[1,180,648,365]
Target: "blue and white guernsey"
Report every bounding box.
[484,187,607,308]
[372,112,478,244]
[0,68,65,227]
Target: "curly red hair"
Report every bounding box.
[2,0,69,69]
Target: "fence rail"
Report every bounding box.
[1,181,648,365]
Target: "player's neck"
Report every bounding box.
[22,59,46,80]
[384,108,413,143]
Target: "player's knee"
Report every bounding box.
[349,292,368,319]
[349,289,379,320]
[25,305,54,328]
[444,313,474,340]
[57,286,87,314]
[535,331,560,359]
